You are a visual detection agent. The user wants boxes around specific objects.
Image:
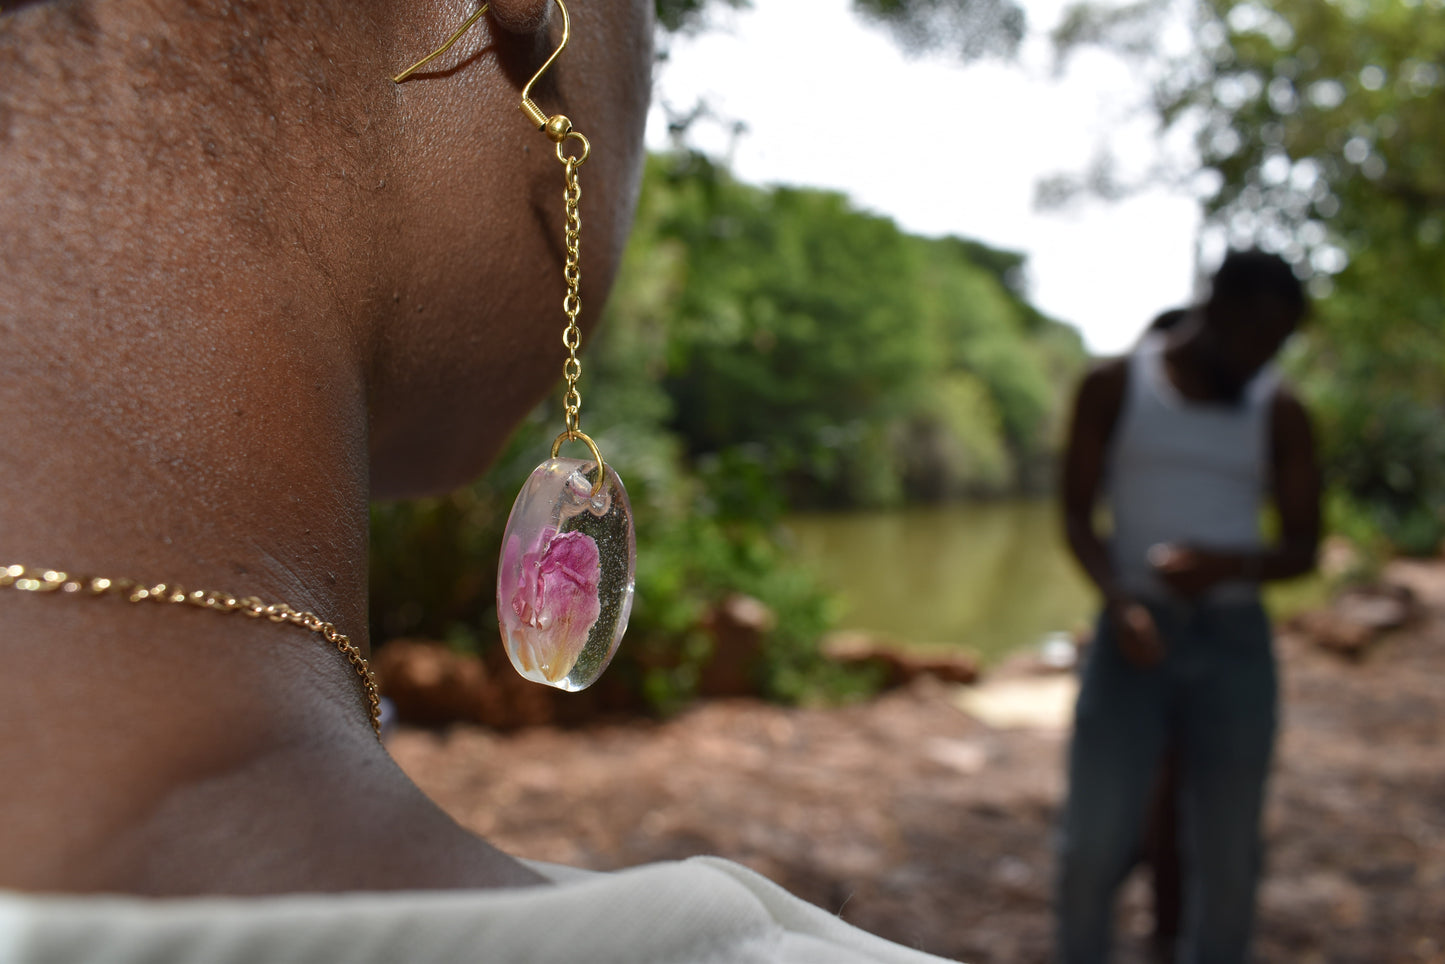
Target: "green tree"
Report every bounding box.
[632,153,1084,507]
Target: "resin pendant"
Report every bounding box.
[497,457,635,690]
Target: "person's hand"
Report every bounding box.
[1106,598,1164,667]
[1148,543,1238,599]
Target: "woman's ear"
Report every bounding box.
[489,0,552,34]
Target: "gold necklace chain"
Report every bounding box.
[0,564,382,737]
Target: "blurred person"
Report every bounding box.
[0,0,950,960]
[1056,250,1322,963]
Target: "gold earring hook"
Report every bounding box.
[392,3,491,83]
[517,0,569,129]
[391,0,590,164]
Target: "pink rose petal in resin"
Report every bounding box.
[507,529,601,681]
[498,457,635,690]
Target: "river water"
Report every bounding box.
[784,501,1330,665]
[783,501,1096,664]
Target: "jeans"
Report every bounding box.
[1057,599,1277,964]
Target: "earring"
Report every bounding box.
[395,0,635,691]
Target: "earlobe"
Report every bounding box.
[489,0,552,34]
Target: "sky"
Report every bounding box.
[644,0,1206,355]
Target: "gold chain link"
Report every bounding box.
[0,564,382,737]
[560,156,584,434]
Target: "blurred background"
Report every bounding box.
[374,1,1445,961]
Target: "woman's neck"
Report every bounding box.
[0,127,520,904]
[0,274,378,890]
[0,289,542,894]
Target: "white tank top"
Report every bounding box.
[1105,335,1277,603]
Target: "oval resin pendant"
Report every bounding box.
[497,457,635,690]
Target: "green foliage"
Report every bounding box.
[1056,0,1445,556]
[655,0,1026,60]
[636,153,1085,508]
[370,151,1082,711]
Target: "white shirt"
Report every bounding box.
[1106,335,1276,604]
[0,856,959,964]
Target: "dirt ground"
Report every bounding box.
[388,560,1445,963]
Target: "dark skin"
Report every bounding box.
[0,0,651,895]
[1061,300,1322,666]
